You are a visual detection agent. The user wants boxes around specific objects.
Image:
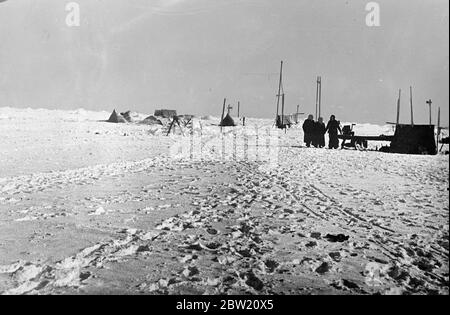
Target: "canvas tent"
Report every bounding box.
[220,113,236,127]
[107,109,127,123]
[140,115,163,125]
[154,109,177,118]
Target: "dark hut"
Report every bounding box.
[154,109,177,118]
[389,124,436,155]
[220,113,236,127]
[107,109,127,123]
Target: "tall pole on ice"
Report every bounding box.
[426,99,433,125]
[282,93,286,133]
[220,98,226,132]
[437,106,441,153]
[410,86,414,126]
[315,76,322,119]
[318,76,322,119]
[275,61,284,124]
[396,89,401,125]
[315,77,319,120]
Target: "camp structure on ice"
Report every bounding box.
[339,87,439,155]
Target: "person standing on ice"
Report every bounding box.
[302,114,315,147]
[313,117,326,148]
[325,115,342,149]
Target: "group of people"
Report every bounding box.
[302,114,342,149]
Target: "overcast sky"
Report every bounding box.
[0,0,448,125]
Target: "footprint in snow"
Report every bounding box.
[324,234,350,243]
[315,262,332,274]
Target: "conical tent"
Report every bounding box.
[220,113,236,127]
[107,109,127,123]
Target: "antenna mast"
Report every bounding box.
[318,76,322,118]
[275,61,284,123]
[410,86,414,126]
[220,98,226,131]
[426,99,432,125]
[396,89,401,125]
[315,76,322,119]
[437,107,441,153]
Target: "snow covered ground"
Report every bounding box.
[0,107,448,295]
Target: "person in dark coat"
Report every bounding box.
[302,114,315,147]
[325,115,342,149]
[313,117,326,148]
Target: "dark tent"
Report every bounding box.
[107,109,127,123]
[390,124,436,155]
[220,113,236,127]
[140,115,163,125]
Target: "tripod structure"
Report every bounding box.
[166,116,184,136]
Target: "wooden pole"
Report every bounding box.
[437,106,441,153]
[426,99,432,125]
[276,61,283,121]
[166,119,175,136]
[315,77,319,119]
[221,98,226,121]
[410,86,414,126]
[396,89,401,125]
[237,101,240,118]
[176,118,185,136]
[281,93,286,134]
[296,105,300,124]
[220,98,226,131]
[318,76,322,119]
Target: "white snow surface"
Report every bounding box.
[0,107,448,295]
